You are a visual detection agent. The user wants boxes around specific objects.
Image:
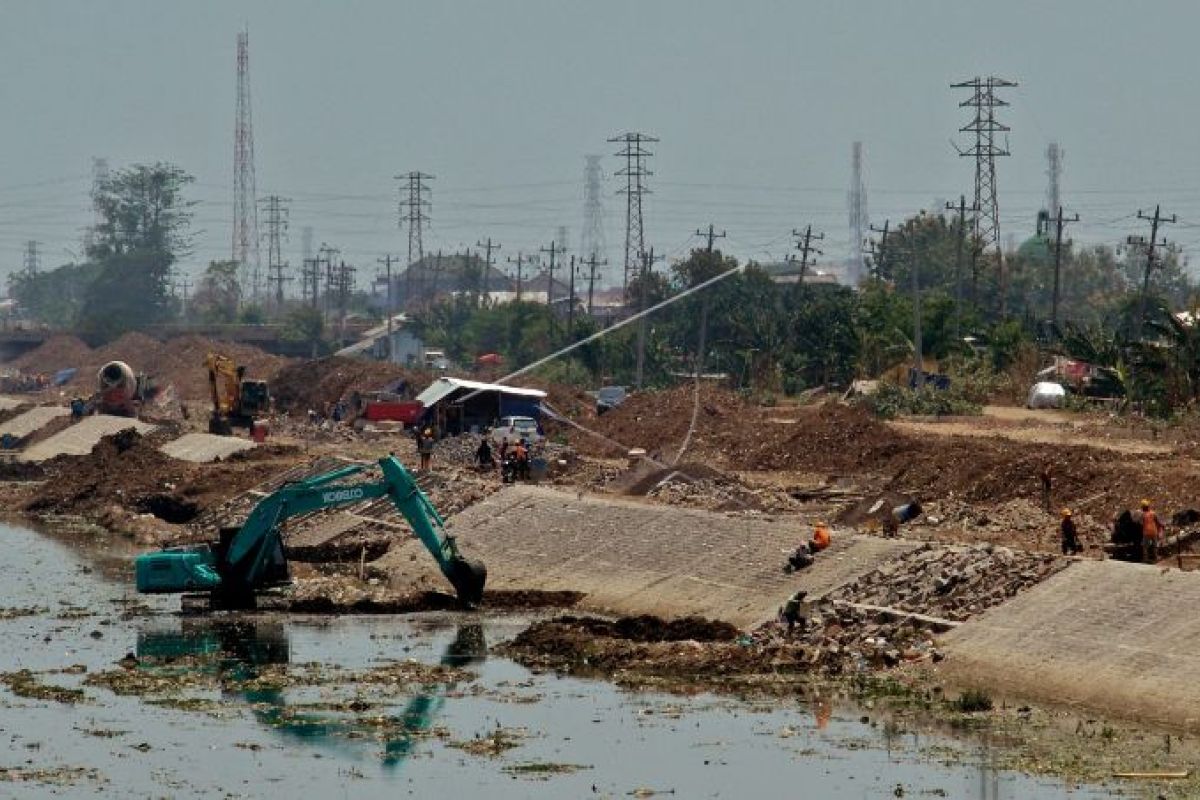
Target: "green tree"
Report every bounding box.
[191,260,241,323]
[77,163,194,342]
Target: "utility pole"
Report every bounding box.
[476,237,500,303]
[176,276,191,318]
[634,247,664,389]
[791,225,825,289]
[867,221,890,281]
[953,75,1017,317]
[945,195,979,339]
[1049,206,1079,328]
[693,225,726,381]
[378,254,398,362]
[429,250,444,302]
[540,240,561,309]
[318,243,339,317]
[695,224,726,254]
[259,195,290,307]
[301,257,321,309]
[566,254,578,341]
[333,260,355,347]
[581,253,606,315]
[1128,205,1177,337]
[610,132,657,294]
[910,229,923,379]
[507,252,530,302]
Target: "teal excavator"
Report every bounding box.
[134,456,487,608]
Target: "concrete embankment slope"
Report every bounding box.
[19,415,154,462]
[940,560,1200,729]
[386,485,916,628]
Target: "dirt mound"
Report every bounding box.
[577,383,752,457]
[735,404,908,471]
[10,332,291,406]
[271,356,428,415]
[9,335,92,373]
[24,428,280,534]
[66,333,290,405]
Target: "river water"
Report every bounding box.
[0,520,1115,799]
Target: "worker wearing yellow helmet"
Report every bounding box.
[1060,508,1081,555]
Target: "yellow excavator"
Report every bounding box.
[205,352,270,435]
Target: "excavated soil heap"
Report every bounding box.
[9,335,92,373]
[25,429,283,524]
[578,383,752,456]
[8,332,291,405]
[26,429,189,518]
[271,356,429,415]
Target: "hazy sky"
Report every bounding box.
[3,0,1200,290]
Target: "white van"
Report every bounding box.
[491,415,543,446]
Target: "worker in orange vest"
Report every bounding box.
[811,522,832,552]
[1141,498,1164,563]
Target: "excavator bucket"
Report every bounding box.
[444,557,487,606]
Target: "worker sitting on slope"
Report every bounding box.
[1140,498,1165,563]
[811,522,832,552]
[1060,508,1082,555]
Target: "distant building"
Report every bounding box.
[380,253,515,309]
[760,261,845,287]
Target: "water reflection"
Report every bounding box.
[136,619,486,768]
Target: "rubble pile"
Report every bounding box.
[502,606,947,685]
[825,542,1068,622]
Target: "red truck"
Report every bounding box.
[362,400,423,425]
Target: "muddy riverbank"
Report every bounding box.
[0,518,1152,799]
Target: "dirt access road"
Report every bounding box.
[890,405,1173,456]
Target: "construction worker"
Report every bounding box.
[1040,463,1053,513]
[780,590,808,632]
[1141,498,1164,563]
[514,438,530,481]
[811,522,832,552]
[475,436,494,471]
[417,427,435,471]
[1060,508,1082,555]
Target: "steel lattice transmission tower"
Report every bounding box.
[1046,141,1063,218]
[232,28,260,300]
[847,141,868,286]
[953,75,1016,313]
[22,241,41,276]
[259,195,290,306]
[609,132,657,292]
[395,171,433,268]
[953,76,1016,252]
[580,155,606,285]
[84,157,109,255]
